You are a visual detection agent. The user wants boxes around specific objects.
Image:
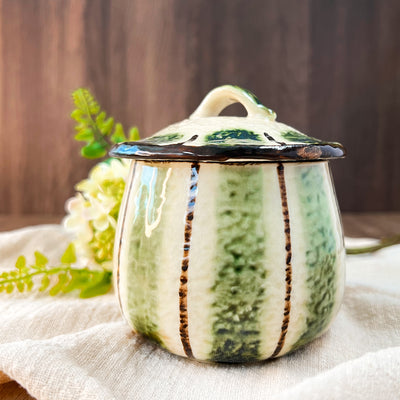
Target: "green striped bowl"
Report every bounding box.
[111,85,346,363]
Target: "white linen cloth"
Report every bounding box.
[0,225,399,400]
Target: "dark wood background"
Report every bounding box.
[0,0,399,215]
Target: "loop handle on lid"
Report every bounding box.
[190,85,276,120]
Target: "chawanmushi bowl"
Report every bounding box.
[110,85,346,363]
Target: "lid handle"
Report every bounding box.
[190,85,276,120]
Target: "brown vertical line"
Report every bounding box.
[116,161,137,311]
[179,162,200,358]
[271,162,293,358]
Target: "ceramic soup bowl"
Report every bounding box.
[110,85,346,363]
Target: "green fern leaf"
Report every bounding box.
[74,129,94,142]
[71,88,140,160]
[128,126,140,141]
[39,275,50,292]
[62,269,85,293]
[81,142,108,159]
[0,244,112,298]
[34,251,48,268]
[15,256,26,270]
[16,281,25,293]
[49,272,69,296]
[111,123,127,143]
[72,89,100,115]
[61,243,77,264]
[95,111,106,127]
[70,109,85,122]
[79,271,112,298]
[100,117,114,136]
[26,278,34,291]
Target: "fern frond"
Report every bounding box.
[71,88,140,160]
[72,89,100,116]
[0,244,112,298]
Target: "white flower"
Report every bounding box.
[63,159,131,270]
[63,194,93,242]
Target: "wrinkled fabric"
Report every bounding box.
[0,225,399,400]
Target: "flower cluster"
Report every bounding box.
[63,159,131,270]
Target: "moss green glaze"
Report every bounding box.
[209,165,267,362]
[126,165,171,345]
[114,85,346,363]
[145,133,184,143]
[231,85,263,105]
[291,165,337,351]
[111,85,346,161]
[230,85,276,117]
[205,129,261,144]
[281,130,322,144]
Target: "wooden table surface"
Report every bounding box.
[0,212,399,400]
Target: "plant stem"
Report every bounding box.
[76,90,109,149]
[346,234,400,255]
[0,266,73,285]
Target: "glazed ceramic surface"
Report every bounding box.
[111,85,346,363]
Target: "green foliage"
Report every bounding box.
[0,88,138,299]
[60,243,77,264]
[71,88,139,159]
[0,244,112,298]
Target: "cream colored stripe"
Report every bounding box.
[185,163,219,361]
[258,164,288,359]
[278,162,310,355]
[116,161,144,329]
[113,160,134,294]
[156,163,192,357]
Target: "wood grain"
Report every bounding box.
[0,0,399,214]
[309,0,400,211]
[0,214,62,231]
[0,381,34,400]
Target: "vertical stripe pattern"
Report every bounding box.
[209,165,267,362]
[179,163,200,358]
[124,164,171,345]
[257,165,287,359]
[270,163,293,358]
[184,164,219,360]
[290,163,340,352]
[115,161,345,363]
[116,161,136,312]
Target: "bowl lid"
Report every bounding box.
[110,85,346,162]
